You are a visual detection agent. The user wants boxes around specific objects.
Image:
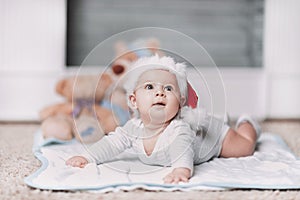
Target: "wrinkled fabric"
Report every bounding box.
[25,132,300,191]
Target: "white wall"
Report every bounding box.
[0,0,66,120]
[264,0,300,118]
[0,0,299,120]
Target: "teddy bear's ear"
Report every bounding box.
[55,79,67,95]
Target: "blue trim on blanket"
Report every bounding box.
[24,131,300,191]
[24,130,78,189]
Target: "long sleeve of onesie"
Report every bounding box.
[82,121,133,164]
[168,121,195,174]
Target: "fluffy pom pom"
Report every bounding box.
[181,106,207,131]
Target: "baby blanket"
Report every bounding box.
[25,131,300,192]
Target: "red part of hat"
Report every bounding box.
[187,82,198,108]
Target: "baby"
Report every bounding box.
[66,55,261,184]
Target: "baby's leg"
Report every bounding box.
[220,115,261,158]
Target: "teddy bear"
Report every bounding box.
[39,37,199,143]
[39,73,118,143]
[39,38,164,143]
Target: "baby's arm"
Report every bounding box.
[65,122,133,168]
[66,156,88,168]
[166,122,195,183]
[163,167,191,184]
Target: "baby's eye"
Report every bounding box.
[145,83,154,90]
[164,85,173,91]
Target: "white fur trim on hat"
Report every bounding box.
[123,55,188,109]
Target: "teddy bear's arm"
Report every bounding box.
[39,102,73,120]
[94,105,119,134]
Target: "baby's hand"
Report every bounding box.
[163,167,191,184]
[66,156,88,168]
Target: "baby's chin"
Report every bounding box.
[148,108,174,125]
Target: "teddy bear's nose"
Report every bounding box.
[112,65,125,75]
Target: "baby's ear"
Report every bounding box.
[129,94,137,109]
[180,96,186,107]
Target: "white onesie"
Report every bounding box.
[83,115,229,172]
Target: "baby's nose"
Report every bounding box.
[155,89,165,97]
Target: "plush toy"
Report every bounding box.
[39,38,164,143]
[39,37,198,143]
[39,74,117,143]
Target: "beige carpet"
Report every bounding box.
[1,120,300,200]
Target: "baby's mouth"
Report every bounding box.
[152,102,166,107]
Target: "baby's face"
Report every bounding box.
[130,69,184,125]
